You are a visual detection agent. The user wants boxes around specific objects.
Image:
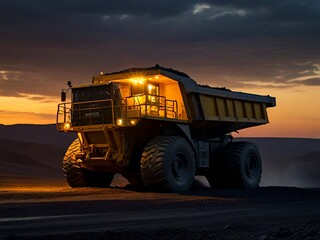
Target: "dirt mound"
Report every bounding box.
[0,138,65,179]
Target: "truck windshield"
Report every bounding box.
[72,84,114,103]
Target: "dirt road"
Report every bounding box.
[1,186,320,240]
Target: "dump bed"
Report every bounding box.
[186,85,275,138]
[154,67,276,137]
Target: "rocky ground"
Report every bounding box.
[1,186,319,240]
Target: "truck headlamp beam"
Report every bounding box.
[116,119,123,126]
[63,121,71,131]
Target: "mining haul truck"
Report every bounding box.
[57,65,276,192]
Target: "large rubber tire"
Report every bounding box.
[141,136,196,192]
[63,139,114,188]
[206,141,262,188]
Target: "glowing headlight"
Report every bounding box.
[130,120,136,125]
[116,119,123,126]
[63,121,71,131]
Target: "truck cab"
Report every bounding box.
[57,70,189,132]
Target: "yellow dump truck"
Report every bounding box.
[57,65,276,192]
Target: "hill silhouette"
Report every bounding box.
[0,124,75,146]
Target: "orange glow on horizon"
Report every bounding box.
[234,85,320,138]
[0,96,57,125]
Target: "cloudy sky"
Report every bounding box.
[0,1,319,137]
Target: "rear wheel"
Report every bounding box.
[206,141,262,188]
[141,136,195,192]
[63,139,114,188]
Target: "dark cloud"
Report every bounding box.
[1,0,195,19]
[1,0,319,45]
[0,0,320,98]
[289,77,320,86]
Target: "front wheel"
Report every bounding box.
[141,136,196,192]
[63,138,114,188]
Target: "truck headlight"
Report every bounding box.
[64,121,71,131]
[130,119,136,125]
[116,119,123,126]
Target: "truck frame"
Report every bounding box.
[57,65,276,192]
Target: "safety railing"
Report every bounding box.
[125,94,178,119]
[57,95,178,129]
[57,102,72,130]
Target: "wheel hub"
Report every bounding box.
[245,154,257,179]
[172,154,187,180]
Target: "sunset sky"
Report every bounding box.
[0,1,319,138]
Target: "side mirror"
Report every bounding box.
[61,91,67,102]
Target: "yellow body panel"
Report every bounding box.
[199,94,268,123]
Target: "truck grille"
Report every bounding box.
[72,100,114,126]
